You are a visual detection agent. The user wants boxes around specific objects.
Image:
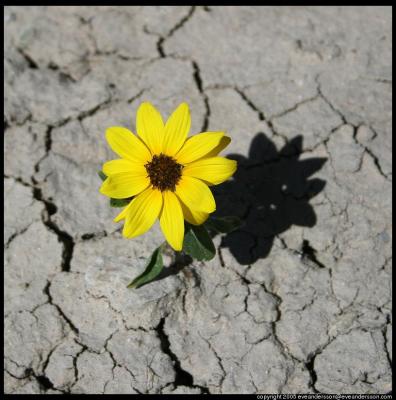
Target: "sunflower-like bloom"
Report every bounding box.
[100,102,237,251]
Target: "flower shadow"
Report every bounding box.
[211,133,327,265]
[152,132,327,285]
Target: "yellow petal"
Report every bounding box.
[162,103,191,156]
[175,132,227,164]
[106,127,151,164]
[160,191,184,251]
[136,102,164,155]
[179,200,209,225]
[122,187,163,238]
[113,200,134,222]
[202,135,231,158]
[182,157,237,185]
[103,159,146,176]
[175,176,216,213]
[100,169,149,199]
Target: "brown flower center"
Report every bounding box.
[145,154,183,192]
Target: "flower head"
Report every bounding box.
[100,102,237,251]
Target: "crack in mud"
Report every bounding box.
[156,317,209,393]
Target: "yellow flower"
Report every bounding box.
[100,102,237,251]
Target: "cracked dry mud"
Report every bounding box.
[4,6,392,394]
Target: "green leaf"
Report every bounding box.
[98,170,107,181]
[183,223,216,261]
[127,245,164,289]
[110,198,131,208]
[205,216,242,234]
